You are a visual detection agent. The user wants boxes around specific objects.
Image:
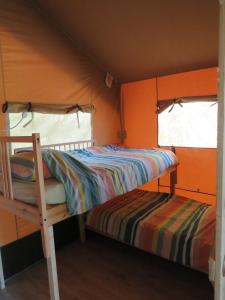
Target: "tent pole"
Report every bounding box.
[215,0,225,299]
[0,247,5,290]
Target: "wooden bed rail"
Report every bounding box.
[0,136,32,199]
[0,135,94,227]
[0,134,59,299]
[14,139,94,152]
[0,135,37,218]
[0,136,34,143]
[0,134,52,255]
[0,134,94,300]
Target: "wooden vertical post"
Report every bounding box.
[170,170,176,195]
[47,226,60,300]
[170,146,177,195]
[0,248,5,290]
[32,134,60,300]
[33,133,51,258]
[215,0,225,299]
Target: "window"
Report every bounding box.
[9,112,92,150]
[158,102,217,148]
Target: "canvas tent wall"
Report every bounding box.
[0,0,220,257]
[0,0,224,300]
[0,0,121,145]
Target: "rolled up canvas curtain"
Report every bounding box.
[156,95,217,114]
[2,102,95,114]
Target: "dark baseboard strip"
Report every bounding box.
[1,216,78,279]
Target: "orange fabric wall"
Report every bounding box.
[121,67,218,204]
[0,56,18,245]
[121,78,157,148]
[121,78,158,190]
[157,68,217,99]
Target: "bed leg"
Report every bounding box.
[46,226,60,300]
[170,146,177,195]
[78,214,86,243]
[170,169,177,195]
[0,248,5,290]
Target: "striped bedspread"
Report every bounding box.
[86,189,215,273]
[42,146,177,215]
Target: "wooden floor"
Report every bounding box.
[0,232,213,300]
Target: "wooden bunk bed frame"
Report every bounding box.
[0,134,177,300]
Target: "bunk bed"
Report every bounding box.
[0,134,178,300]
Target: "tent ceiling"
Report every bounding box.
[36,0,219,83]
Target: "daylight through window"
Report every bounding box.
[158,102,217,148]
[9,112,92,150]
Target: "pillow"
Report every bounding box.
[10,151,52,181]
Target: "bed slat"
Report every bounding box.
[14,139,94,153]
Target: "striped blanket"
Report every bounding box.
[86,190,215,273]
[42,146,177,215]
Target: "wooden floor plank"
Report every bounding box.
[0,232,213,300]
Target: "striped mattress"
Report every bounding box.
[86,189,215,273]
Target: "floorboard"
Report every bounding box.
[0,232,214,300]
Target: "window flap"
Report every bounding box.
[2,102,95,114]
[157,95,217,114]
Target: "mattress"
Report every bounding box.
[86,189,215,273]
[0,177,66,205]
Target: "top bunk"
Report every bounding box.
[0,134,178,227]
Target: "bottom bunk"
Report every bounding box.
[86,189,215,274]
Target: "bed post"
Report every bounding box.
[78,214,86,243]
[33,134,60,300]
[0,139,11,291]
[0,248,5,290]
[170,146,177,195]
[47,226,60,300]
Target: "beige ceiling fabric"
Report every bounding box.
[157,95,217,114]
[0,0,118,104]
[37,0,219,83]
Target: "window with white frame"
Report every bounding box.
[158,101,217,148]
[9,112,92,150]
